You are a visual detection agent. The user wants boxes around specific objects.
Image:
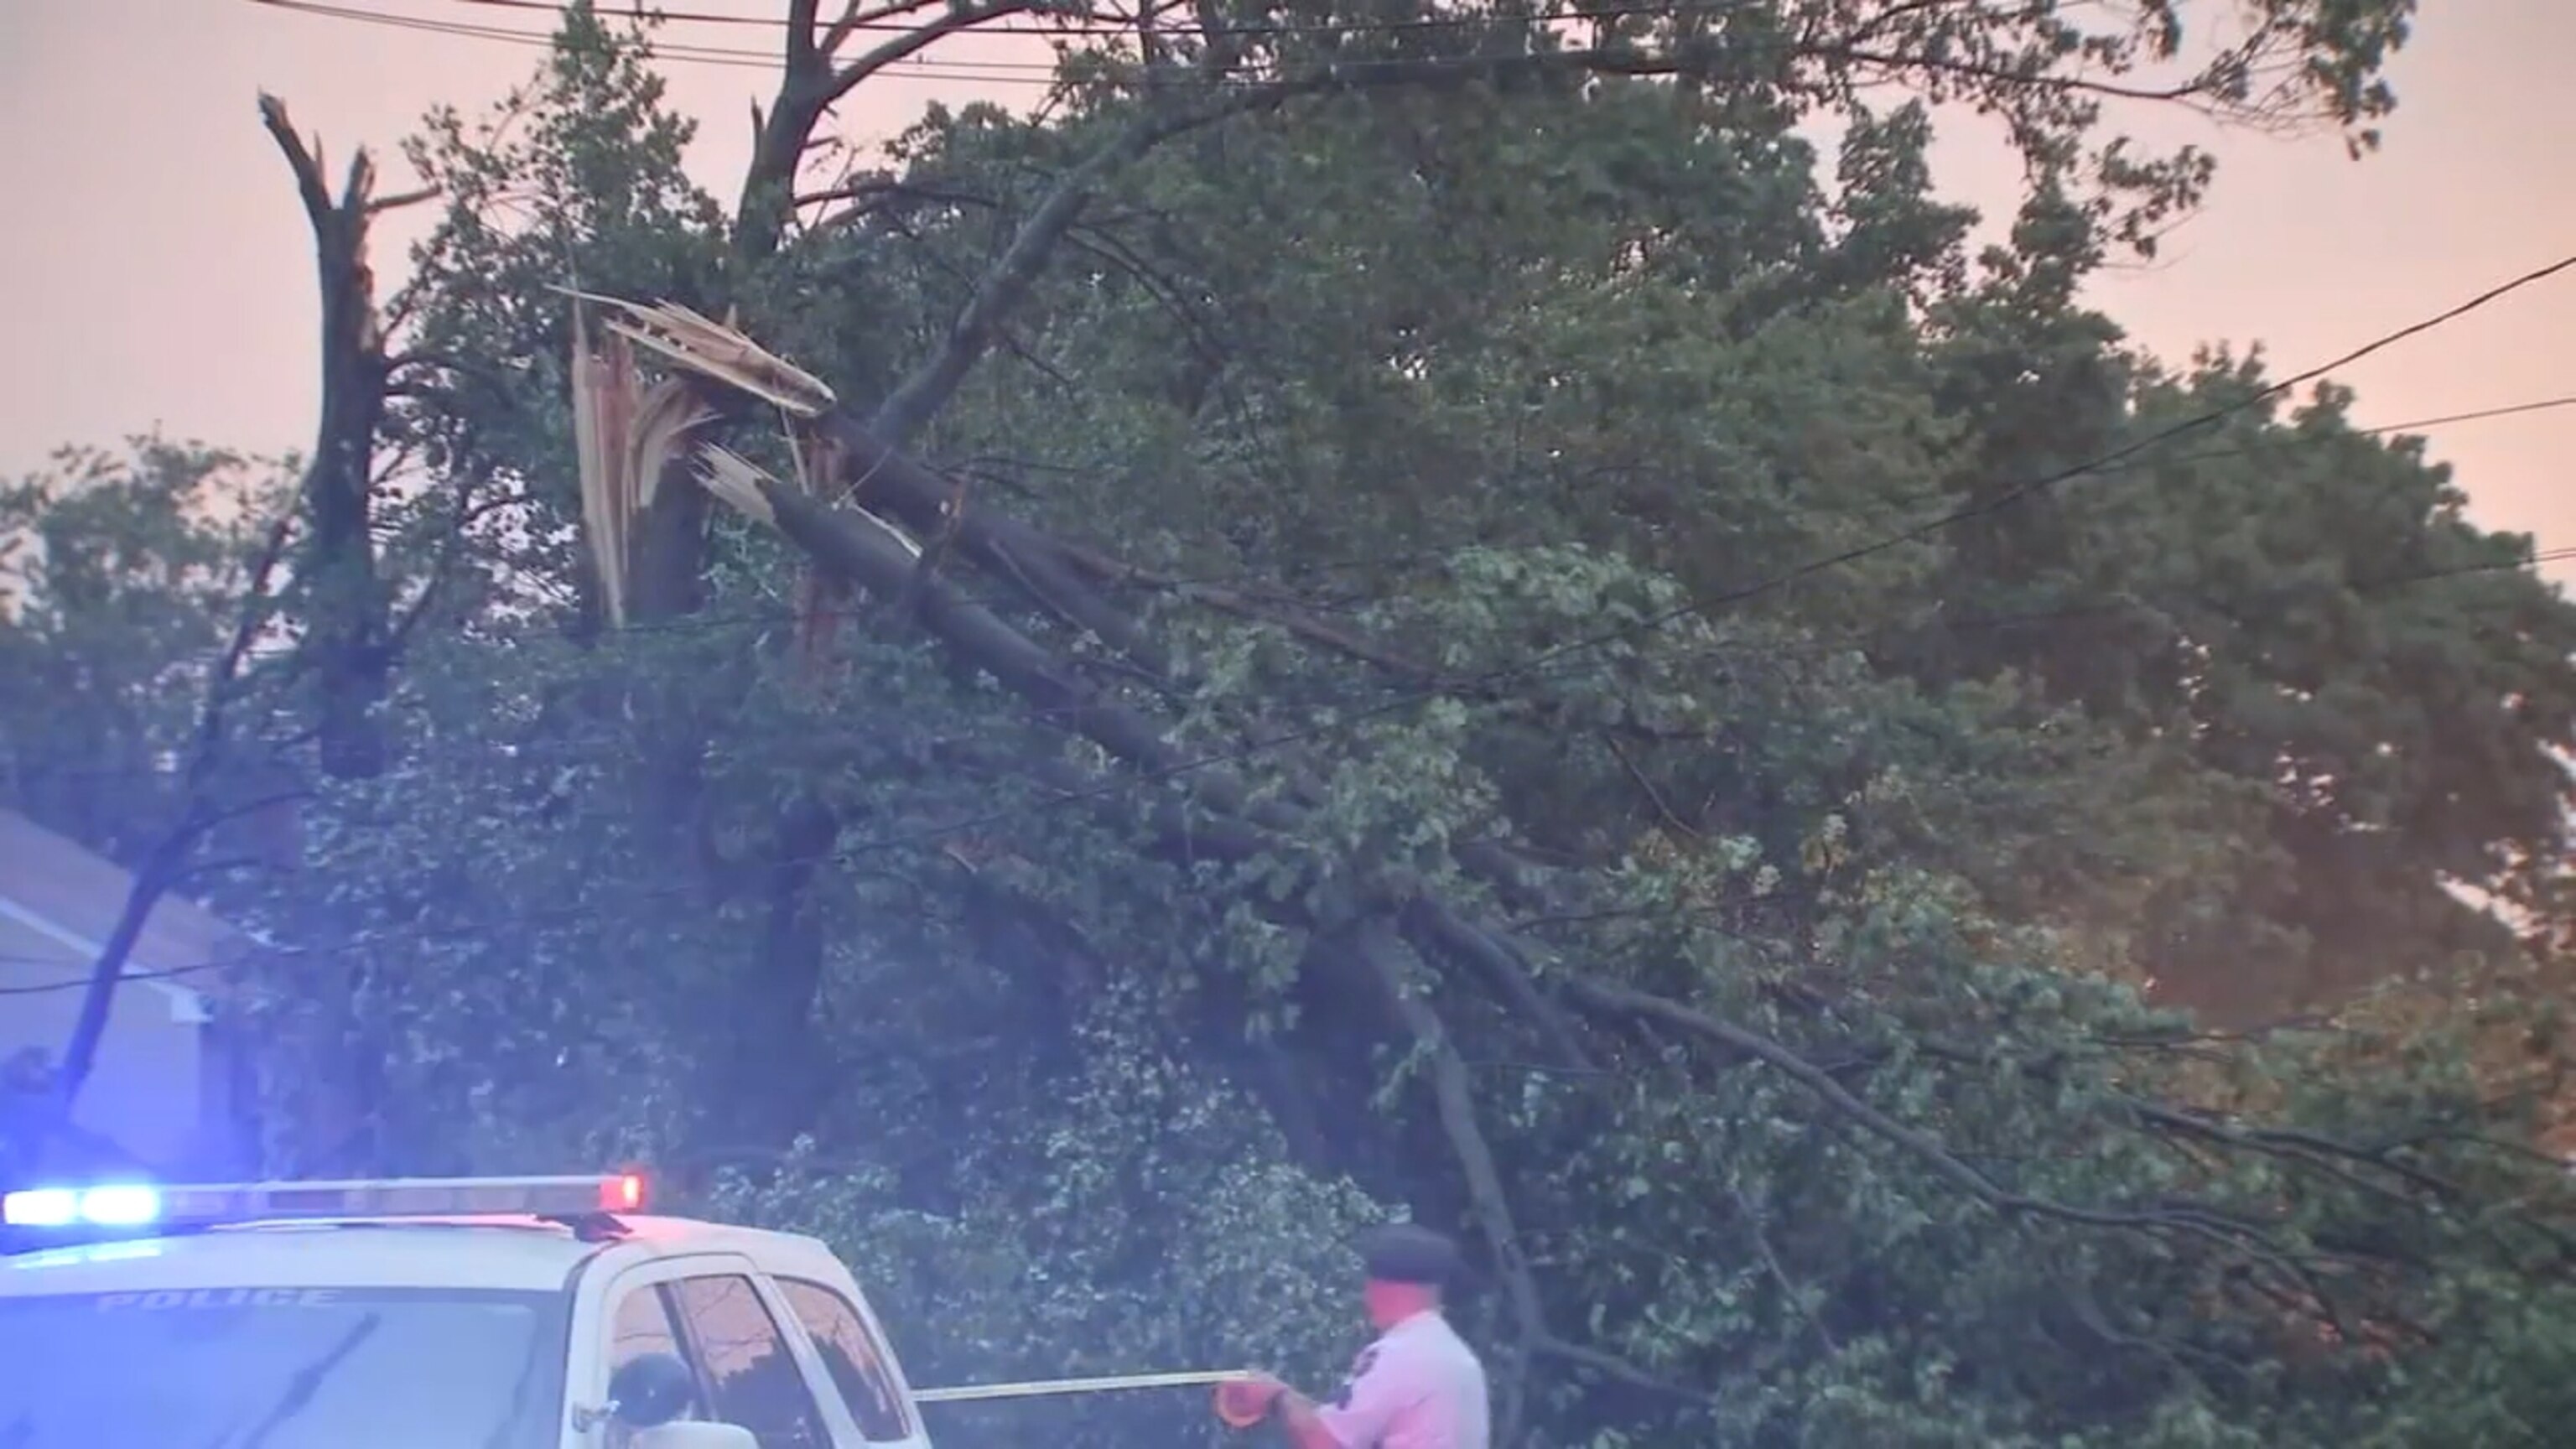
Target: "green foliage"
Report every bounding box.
[0,442,297,858]
[704,996,1390,1446]
[15,3,2576,1446]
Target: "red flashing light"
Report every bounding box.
[602,1171,648,1213]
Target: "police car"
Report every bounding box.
[0,1172,940,1447]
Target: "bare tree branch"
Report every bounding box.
[740,1,1048,262]
[817,0,959,58]
[54,516,296,1123]
[824,0,1046,111]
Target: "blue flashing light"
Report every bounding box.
[2,1184,164,1229]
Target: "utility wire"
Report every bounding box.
[427,0,1765,39]
[247,0,1058,78]
[246,0,2221,92]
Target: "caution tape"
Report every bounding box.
[911,1368,1254,1405]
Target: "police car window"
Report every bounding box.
[668,1275,832,1449]
[0,1287,565,1449]
[776,1277,914,1441]
[610,1283,690,1373]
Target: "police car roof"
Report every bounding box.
[0,1214,810,1296]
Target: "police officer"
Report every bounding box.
[1237,1223,1491,1449]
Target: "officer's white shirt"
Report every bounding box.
[1315,1309,1491,1449]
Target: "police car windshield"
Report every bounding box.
[0,1285,566,1447]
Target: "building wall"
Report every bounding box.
[0,912,228,1176]
[0,811,257,1179]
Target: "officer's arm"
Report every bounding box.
[1301,1347,1410,1449]
[1270,1387,1348,1449]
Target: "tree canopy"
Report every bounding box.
[10,1,2576,1444]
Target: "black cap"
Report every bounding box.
[1357,1223,1463,1286]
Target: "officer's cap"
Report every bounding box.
[1356,1223,1463,1286]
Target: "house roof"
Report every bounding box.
[0,809,254,1024]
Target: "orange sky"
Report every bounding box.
[3,1,2568,579]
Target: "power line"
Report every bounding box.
[246,0,1062,79]
[427,0,1748,39]
[373,0,1793,45]
[351,388,2576,648]
[0,962,243,995]
[2367,393,2576,432]
[244,0,2199,93]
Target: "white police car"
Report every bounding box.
[0,1173,937,1447]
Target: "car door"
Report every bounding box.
[583,1253,730,1446]
[586,1254,854,1448]
[769,1275,925,1446]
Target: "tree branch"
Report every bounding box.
[1530,1332,1723,1409]
[1353,920,1540,1443]
[54,516,295,1123]
[1403,900,1595,1072]
[783,0,826,70]
[817,0,958,58]
[741,2,1046,261]
[823,0,1046,112]
[1554,974,2336,1299]
[1601,731,1696,838]
[1728,1184,1837,1357]
[864,34,1564,452]
[864,112,1161,451]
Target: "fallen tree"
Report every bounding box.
[23,3,2576,1445]
[558,288,2576,1443]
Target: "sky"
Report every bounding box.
[1,1,2568,579]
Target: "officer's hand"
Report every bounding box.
[1216,1372,1286,1427]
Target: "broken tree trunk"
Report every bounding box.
[260,94,430,781]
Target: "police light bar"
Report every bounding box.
[3,1172,648,1230]
[1,1184,162,1229]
